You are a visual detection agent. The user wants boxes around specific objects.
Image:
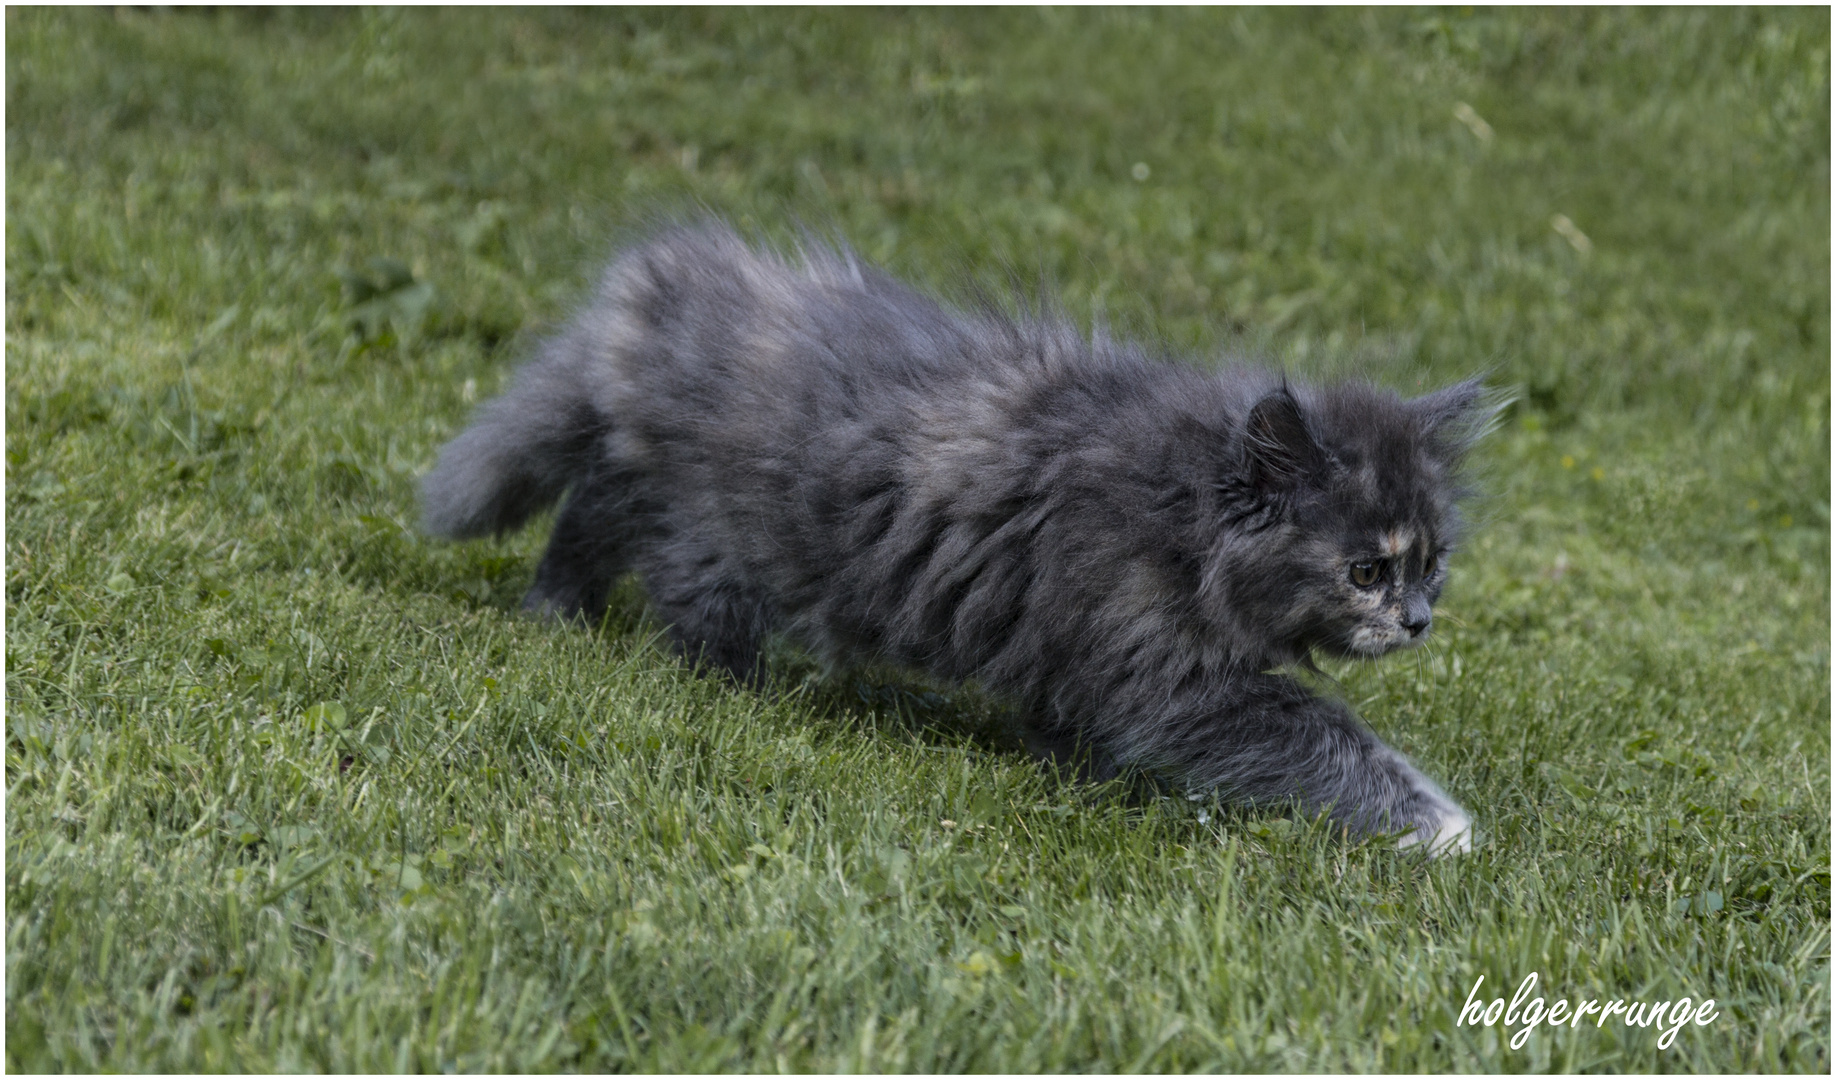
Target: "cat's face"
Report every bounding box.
[1224,379,1485,661]
[1316,525,1449,657]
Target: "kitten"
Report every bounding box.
[422,222,1488,855]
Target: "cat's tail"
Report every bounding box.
[421,326,608,540]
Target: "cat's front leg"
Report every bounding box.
[1371,742,1474,856]
[1170,673,1473,855]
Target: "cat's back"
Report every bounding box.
[582,223,986,411]
[580,223,1179,475]
[601,223,1278,458]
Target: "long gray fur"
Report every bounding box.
[422,221,1488,854]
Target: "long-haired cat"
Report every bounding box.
[422,222,1488,854]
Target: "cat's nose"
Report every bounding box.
[1401,597,1433,637]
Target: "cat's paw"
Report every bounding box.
[1396,805,1473,857]
[521,586,606,624]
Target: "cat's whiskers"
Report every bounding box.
[1434,609,1471,630]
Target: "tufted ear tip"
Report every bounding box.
[1413,377,1507,454]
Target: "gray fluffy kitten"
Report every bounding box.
[423,222,1487,855]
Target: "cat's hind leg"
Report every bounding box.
[1019,721,1123,784]
[638,532,774,687]
[524,457,661,622]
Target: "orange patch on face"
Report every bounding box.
[1380,530,1414,557]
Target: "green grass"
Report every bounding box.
[6,8,1829,1072]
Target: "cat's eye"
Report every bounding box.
[1423,551,1440,577]
[1349,560,1383,588]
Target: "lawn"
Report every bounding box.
[5,8,1829,1072]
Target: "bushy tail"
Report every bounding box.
[421,327,607,539]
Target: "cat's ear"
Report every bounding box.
[1243,388,1324,493]
[1412,377,1502,455]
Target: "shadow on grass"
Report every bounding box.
[407,558,1179,808]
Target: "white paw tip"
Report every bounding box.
[1397,810,1474,857]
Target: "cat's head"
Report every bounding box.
[1219,377,1493,661]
